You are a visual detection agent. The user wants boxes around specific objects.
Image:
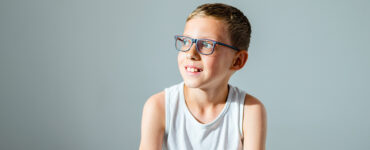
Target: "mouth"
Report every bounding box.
[184,66,203,73]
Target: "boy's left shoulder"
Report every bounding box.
[242,93,267,149]
[243,93,265,110]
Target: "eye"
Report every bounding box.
[202,41,213,49]
[178,37,190,46]
[183,39,189,45]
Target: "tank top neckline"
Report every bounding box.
[179,81,232,128]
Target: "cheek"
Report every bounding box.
[177,52,184,64]
[204,55,232,73]
[203,57,219,72]
[177,52,186,70]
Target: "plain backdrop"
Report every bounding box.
[1,0,369,149]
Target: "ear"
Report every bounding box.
[231,50,248,70]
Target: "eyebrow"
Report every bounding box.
[182,34,223,42]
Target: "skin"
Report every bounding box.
[139,16,267,150]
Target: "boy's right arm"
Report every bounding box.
[139,91,166,150]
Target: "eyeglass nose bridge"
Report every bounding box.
[190,38,214,55]
[188,38,201,54]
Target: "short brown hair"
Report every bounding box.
[186,3,252,51]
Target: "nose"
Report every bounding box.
[186,43,201,60]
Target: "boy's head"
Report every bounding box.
[177,3,251,89]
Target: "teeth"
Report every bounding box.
[186,67,201,72]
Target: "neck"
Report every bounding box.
[183,82,229,108]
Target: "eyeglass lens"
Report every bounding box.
[175,36,215,54]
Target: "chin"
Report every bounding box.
[183,80,204,89]
[180,70,207,89]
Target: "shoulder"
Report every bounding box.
[242,93,267,149]
[141,90,166,131]
[243,93,266,112]
[242,93,267,126]
[139,91,166,150]
[145,91,165,107]
[143,91,166,122]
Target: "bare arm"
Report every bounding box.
[243,94,267,150]
[139,91,166,150]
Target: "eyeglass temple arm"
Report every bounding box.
[216,42,240,51]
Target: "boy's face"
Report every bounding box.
[178,16,237,89]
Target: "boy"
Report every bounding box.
[140,3,267,150]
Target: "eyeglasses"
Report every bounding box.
[174,35,240,55]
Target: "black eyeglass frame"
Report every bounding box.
[174,35,240,55]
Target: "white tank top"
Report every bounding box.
[163,81,247,150]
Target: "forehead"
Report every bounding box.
[183,16,230,44]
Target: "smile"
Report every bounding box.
[185,66,203,73]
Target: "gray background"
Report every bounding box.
[0,0,369,149]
